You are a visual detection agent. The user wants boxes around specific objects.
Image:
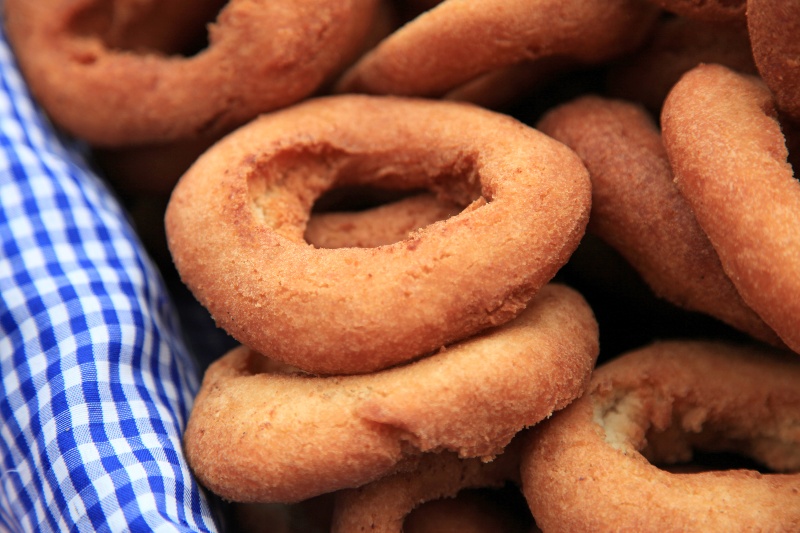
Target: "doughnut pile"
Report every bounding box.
[5,1,799,530]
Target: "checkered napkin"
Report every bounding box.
[0,29,220,532]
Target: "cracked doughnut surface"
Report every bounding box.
[165,95,591,374]
[183,283,599,503]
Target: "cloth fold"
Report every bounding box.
[0,26,219,532]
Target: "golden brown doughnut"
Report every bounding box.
[661,64,800,354]
[536,95,780,345]
[166,95,592,375]
[335,0,659,97]
[521,340,800,532]
[331,440,526,533]
[3,0,378,146]
[747,0,800,121]
[304,193,463,249]
[183,283,599,503]
[606,15,757,112]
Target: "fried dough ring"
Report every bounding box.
[331,440,524,533]
[521,340,800,532]
[183,284,599,503]
[165,95,591,375]
[536,95,779,345]
[305,193,463,249]
[335,0,659,97]
[606,16,757,112]
[661,64,800,354]
[747,0,800,121]
[3,0,377,146]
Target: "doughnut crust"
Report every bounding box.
[331,441,524,533]
[183,283,599,503]
[537,95,779,345]
[304,193,463,249]
[335,0,658,97]
[748,0,800,121]
[661,64,800,354]
[166,95,591,374]
[521,340,800,532]
[3,0,377,146]
[606,16,757,112]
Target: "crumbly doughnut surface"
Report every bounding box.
[183,283,599,503]
[537,95,779,345]
[521,340,800,532]
[3,0,378,146]
[748,0,800,121]
[662,64,800,354]
[332,440,524,533]
[336,0,659,97]
[166,95,591,374]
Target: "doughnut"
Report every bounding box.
[3,0,378,146]
[747,0,800,121]
[443,57,569,111]
[183,283,599,502]
[331,440,526,533]
[536,95,780,346]
[165,95,592,375]
[304,193,463,249]
[402,489,534,533]
[521,340,800,532]
[661,64,800,354]
[642,0,746,24]
[606,15,757,112]
[334,0,659,97]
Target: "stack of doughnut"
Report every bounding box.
[4,0,799,530]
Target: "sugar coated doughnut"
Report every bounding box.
[3,0,377,146]
[661,64,800,354]
[335,0,659,97]
[183,283,599,502]
[537,95,780,345]
[521,340,800,532]
[747,0,800,121]
[165,95,591,374]
[331,441,524,533]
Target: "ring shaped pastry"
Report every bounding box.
[748,0,800,121]
[536,95,779,346]
[184,284,599,502]
[165,95,591,375]
[662,64,800,354]
[335,0,658,97]
[331,440,524,533]
[3,0,377,146]
[521,340,800,532]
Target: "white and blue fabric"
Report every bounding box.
[0,24,221,532]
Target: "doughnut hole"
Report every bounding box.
[594,388,800,476]
[68,0,227,57]
[245,144,483,246]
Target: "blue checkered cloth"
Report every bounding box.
[0,27,220,533]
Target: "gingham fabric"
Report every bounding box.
[0,26,220,533]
